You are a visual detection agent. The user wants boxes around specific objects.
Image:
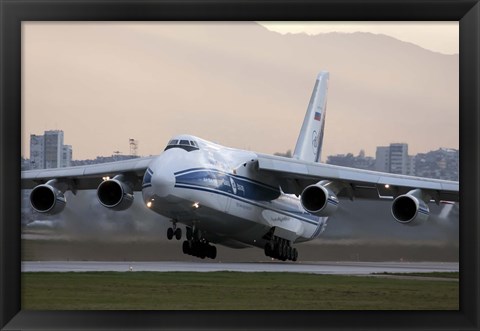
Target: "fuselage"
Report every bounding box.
[141,134,328,249]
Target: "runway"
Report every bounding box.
[22,261,459,275]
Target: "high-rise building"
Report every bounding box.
[389,143,409,175]
[44,130,64,169]
[62,145,72,167]
[29,130,72,169]
[375,143,412,175]
[29,134,44,170]
[374,146,390,172]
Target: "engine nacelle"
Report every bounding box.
[300,183,339,217]
[30,183,66,215]
[391,189,430,225]
[97,175,134,211]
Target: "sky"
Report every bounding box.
[22,21,459,160]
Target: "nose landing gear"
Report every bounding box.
[167,222,182,240]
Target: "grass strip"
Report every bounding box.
[22,271,458,310]
[374,272,459,279]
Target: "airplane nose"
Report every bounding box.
[151,169,175,197]
[142,153,182,207]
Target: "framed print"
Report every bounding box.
[1,0,479,330]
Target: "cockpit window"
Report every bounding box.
[164,139,200,152]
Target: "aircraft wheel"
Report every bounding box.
[205,245,213,259]
[292,248,298,261]
[286,247,292,261]
[167,228,174,240]
[264,243,272,256]
[186,240,194,255]
[200,245,207,259]
[276,244,283,258]
[210,246,217,259]
[186,227,193,240]
[282,244,288,259]
[268,242,275,253]
[188,240,196,256]
[175,228,182,240]
[182,240,190,254]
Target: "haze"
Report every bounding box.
[22,22,459,161]
[259,21,458,55]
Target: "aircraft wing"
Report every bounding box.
[256,153,459,203]
[21,156,156,191]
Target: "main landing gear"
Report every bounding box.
[182,226,217,260]
[264,237,298,262]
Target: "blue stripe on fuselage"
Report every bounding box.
[175,168,281,201]
[310,219,324,239]
[174,167,280,192]
[173,168,321,227]
[174,183,320,227]
[142,167,153,188]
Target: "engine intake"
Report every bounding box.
[301,183,339,217]
[97,175,134,211]
[30,183,66,215]
[391,189,430,225]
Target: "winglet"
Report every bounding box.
[293,71,329,163]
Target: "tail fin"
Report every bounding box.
[293,71,329,163]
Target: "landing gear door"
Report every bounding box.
[272,226,298,242]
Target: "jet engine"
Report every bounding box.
[97,175,134,211]
[300,182,339,217]
[391,189,430,225]
[30,181,66,215]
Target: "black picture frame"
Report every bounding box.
[1,0,479,330]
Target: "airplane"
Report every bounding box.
[21,71,459,261]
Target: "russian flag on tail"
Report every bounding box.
[314,112,321,121]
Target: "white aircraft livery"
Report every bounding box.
[22,72,459,261]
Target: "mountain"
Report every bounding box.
[23,22,458,159]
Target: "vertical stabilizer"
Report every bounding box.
[293,71,329,163]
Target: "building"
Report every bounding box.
[71,154,139,166]
[21,157,31,171]
[388,143,409,175]
[326,144,458,181]
[62,145,73,167]
[408,155,416,177]
[327,150,375,170]
[415,148,459,181]
[374,146,390,172]
[29,130,72,169]
[44,130,64,168]
[374,143,413,175]
[29,134,44,170]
